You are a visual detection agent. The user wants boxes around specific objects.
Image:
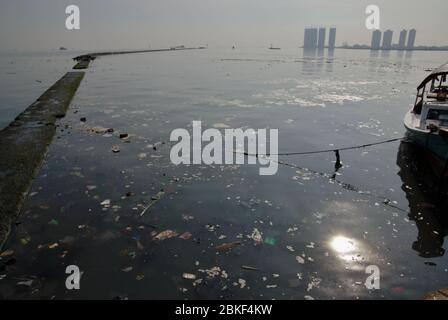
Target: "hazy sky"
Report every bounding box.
[0,0,446,51]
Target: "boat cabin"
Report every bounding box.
[413,63,448,130]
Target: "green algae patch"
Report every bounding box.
[0,72,85,249]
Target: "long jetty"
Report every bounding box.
[73,47,205,69]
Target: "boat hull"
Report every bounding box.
[404,125,448,178]
[404,126,448,162]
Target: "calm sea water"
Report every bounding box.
[0,47,447,299]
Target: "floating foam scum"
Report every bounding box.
[256,78,388,107]
[197,77,385,109]
[200,97,261,108]
[315,93,365,105]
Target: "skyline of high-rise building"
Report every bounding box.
[304,27,419,51]
[303,27,336,49]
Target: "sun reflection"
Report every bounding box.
[329,235,368,269]
[330,236,356,253]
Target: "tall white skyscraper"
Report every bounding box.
[328,28,336,49]
[303,27,318,49]
[407,29,416,50]
[382,30,393,50]
[398,30,408,49]
[371,30,382,50]
[318,27,326,49]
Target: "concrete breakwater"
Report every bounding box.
[73,46,203,60]
[72,47,204,69]
[0,72,84,249]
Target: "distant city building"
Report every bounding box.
[407,29,416,49]
[371,30,382,50]
[303,27,318,49]
[398,29,408,49]
[318,27,326,49]
[328,27,336,49]
[382,30,393,49]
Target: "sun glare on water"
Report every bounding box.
[330,236,357,254]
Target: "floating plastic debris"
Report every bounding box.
[153,230,178,241]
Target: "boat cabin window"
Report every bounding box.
[431,75,448,93]
[427,109,448,127]
[413,94,423,114]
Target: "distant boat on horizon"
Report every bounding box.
[269,44,281,50]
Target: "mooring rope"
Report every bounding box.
[235,136,405,156]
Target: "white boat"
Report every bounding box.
[404,62,448,168]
